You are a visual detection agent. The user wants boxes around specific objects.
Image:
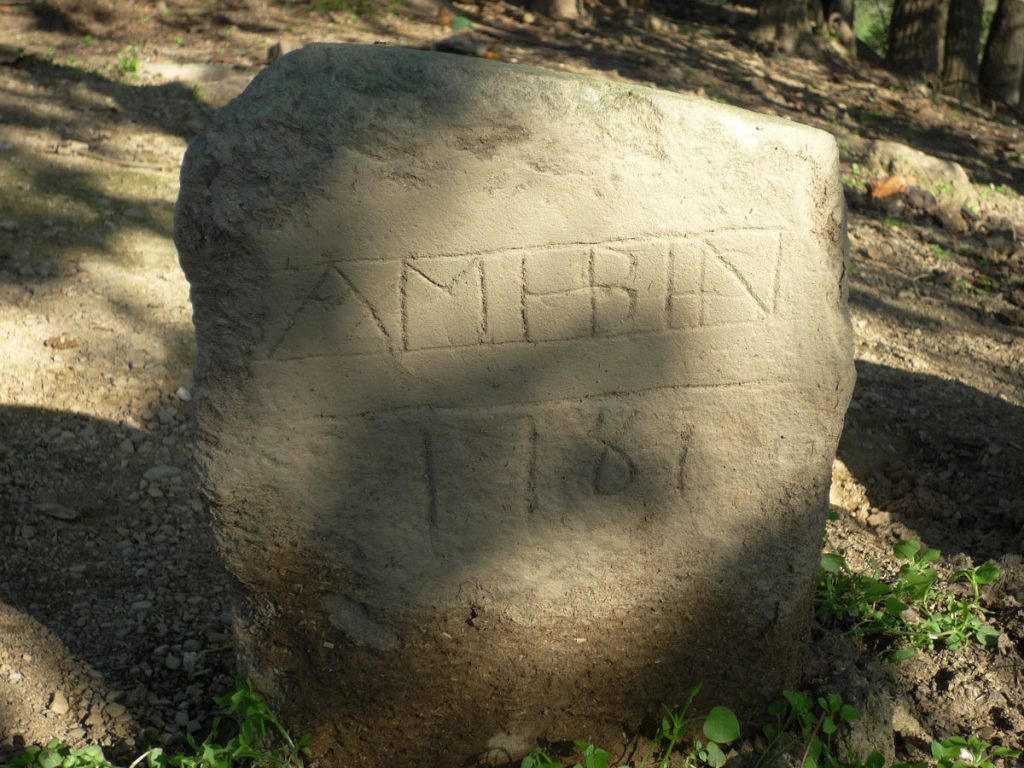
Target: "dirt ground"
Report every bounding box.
[0,0,1022,765]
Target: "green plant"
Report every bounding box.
[753,690,863,768]
[83,34,96,46]
[521,749,562,768]
[979,183,1019,199]
[520,688,739,768]
[637,685,740,768]
[144,678,311,768]
[13,742,113,768]
[175,34,185,46]
[574,741,613,768]
[887,734,1021,768]
[817,541,1002,658]
[929,243,949,258]
[521,741,612,768]
[883,217,902,228]
[11,679,311,768]
[974,275,998,292]
[842,163,863,190]
[115,44,140,78]
[515,685,1017,768]
[925,734,1021,768]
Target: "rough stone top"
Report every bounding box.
[175,43,849,420]
[176,43,839,257]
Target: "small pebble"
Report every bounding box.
[143,465,181,482]
[49,692,70,715]
[35,502,80,521]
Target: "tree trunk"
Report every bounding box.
[887,0,950,80]
[979,0,1024,105]
[825,0,857,58]
[755,0,810,53]
[942,0,983,99]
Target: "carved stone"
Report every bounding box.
[174,43,854,767]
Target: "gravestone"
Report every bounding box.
[174,44,854,767]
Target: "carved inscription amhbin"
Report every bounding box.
[268,230,783,359]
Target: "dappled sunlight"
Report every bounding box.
[0,146,176,278]
[0,0,1022,762]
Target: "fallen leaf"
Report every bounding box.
[44,334,79,350]
[870,173,916,200]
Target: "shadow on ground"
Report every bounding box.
[839,360,1024,562]
[0,404,235,763]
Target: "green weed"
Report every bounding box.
[929,243,949,258]
[521,693,1018,768]
[921,734,1021,768]
[10,679,311,768]
[883,217,902,228]
[639,685,740,768]
[11,742,112,768]
[974,275,998,292]
[754,690,863,768]
[817,541,1002,658]
[521,741,613,768]
[520,686,740,768]
[521,750,562,768]
[979,183,1018,199]
[115,45,140,78]
[842,163,863,190]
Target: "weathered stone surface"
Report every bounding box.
[175,44,854,767]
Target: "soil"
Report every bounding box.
[0,0,1022,765]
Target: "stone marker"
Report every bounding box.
[175,44,854,767]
